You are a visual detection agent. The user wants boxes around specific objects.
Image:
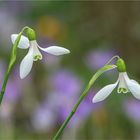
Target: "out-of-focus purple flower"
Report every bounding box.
[0,8,19,49]
[32,70,82,129]
[0,65,23,103]
[48,70,103,127]
[76,91,95,118]
[31,69,103,131]
[60,90,102,128]
[85,49,115,70]
[0,61,14,120]
[56,91,78,122]
[123,98,140,123]
[3,78,22,103]
[48,69,82,125]
[31,104,57,132]
[50,70,82,97]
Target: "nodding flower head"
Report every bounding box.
[11,29,70,79]
[92,58,140,103]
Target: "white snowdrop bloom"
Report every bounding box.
[11,29,70,79]
[92,58,140,103]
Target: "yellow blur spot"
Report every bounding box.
[92,107,108,127]
[36,16,67,41]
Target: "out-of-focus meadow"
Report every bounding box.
[1,1,140,140]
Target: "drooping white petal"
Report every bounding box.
[126,78,140,100]
[130,80,139,84]
[38,46,70,56]
[11,34,29,49]
[20,47,34,79]
[92,81,118,103]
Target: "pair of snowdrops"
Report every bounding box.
[11,31,140,103]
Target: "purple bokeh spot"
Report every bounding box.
[50,70,82,97]
[32,105,57,131]
[123,98,140,123]
[85,49,115,70]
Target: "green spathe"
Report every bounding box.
[27,28,36,41]
[116,58,126,72]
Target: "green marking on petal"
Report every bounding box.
[123,88,128,93]
[33,55,42,61]
[117,88,121,93]
[117,88,128,93]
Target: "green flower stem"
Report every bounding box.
[105,55,120,65]
[0,26,29,105]
[52,64,116,140]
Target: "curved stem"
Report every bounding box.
[52,64,116,140]
[0,26,28,105]
[105,55,120,66]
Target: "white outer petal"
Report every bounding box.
[20,47,34,79]
[11,34,29,49]
[92,81,118,103]
[130,80,139,84]
[125,76,140,100]
[38,46,70,56]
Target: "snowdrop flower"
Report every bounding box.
[11,28,70,79]
[92,58,140,103]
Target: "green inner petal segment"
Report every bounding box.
[117,88,128,93]
[33,55,42,61]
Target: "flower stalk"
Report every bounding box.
[52,64,116,140]
[0,26,29,105]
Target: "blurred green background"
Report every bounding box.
[1,1,140,140]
